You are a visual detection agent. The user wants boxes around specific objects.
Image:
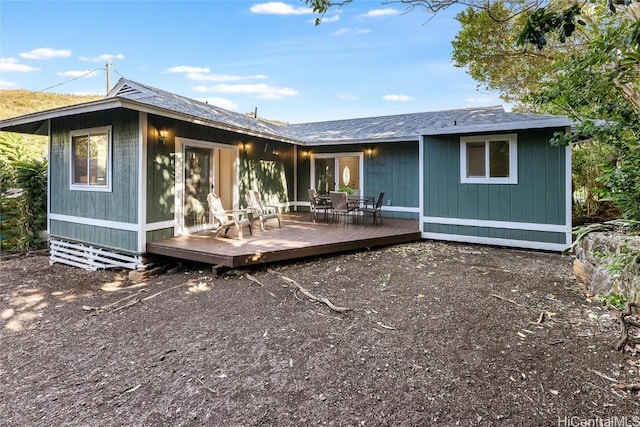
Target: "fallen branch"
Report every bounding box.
[614,382,640,392]
[614,302,640,351]
[197,378,218,394]
[246,273,277,298]
[268,269,350,313]
[82,291,145,313]
[376,321,396,330]
[245,273,264,287]
[529,311,545,325]
[491,294,526,308]
[84,283,189,314]
[591,369,618,383]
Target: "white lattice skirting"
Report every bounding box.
[49,238,142,271]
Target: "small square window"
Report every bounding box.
[461,134,517,184]
[70,126,112,191]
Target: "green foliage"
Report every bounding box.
[338,186,355,195]
[517,4,584,49]
[15,159,48,249]
[522,4,640,222]
[0,133,48,253]
[571,139,617,218]
[599,292,628,310]
[452,0,587,107]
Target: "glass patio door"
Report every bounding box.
[312,154,361,195]
[314,158,336,195]
[183,146,213,229]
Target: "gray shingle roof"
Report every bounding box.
[284,106,560,143]
[1,78,572,143]
[113,80,571,144]
[108,80,289,141]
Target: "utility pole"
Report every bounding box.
[105,60,113,94]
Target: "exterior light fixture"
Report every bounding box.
[159,128,168,144]
[366,148,373,159]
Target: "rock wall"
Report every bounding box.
[573,232,640,303]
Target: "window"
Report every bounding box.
[70,126,112,191]
[460,134,517,184]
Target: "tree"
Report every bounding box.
[451,1,583,106]
[0,133,48,252]
[304,0,640,222]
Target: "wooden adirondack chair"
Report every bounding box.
[245,189,281,231]
[207,192,252,239]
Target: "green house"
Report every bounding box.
[0,79,572,269]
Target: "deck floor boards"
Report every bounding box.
[146,213,420,268]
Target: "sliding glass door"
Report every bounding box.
[183,146,213,229]
[311,153,362,195]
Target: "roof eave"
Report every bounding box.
[0,98,124,135]
[0,96,302,144]
[420,118,574,136]
[122,100,302,145]
[302,135,419,146]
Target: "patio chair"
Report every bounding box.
[360,191,384,226]
[245,189,281,231]
[329,191,357,227]
[308,188,330,222]
[207,192,252,239]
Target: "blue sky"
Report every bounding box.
[0,0,504,123]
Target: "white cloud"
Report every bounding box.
[361,8,399,17]
[185,72,268,82]
[57,70,100,78]
[337,93,358,101]
[250,2,312,15]
[383,94,414,102]
[167,65,211,74]
[79,53,125,62]
[331,28,370,36]
[0,79,17,89]
[195,97,238,110]
[20,48,71,60]
[0,58,39,72]
[173,66,268,83]
[208,83,298,100]
[310,14,340,24]
[465,96,495,105]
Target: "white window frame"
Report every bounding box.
[69,125,113,192]
[460,133,517,184]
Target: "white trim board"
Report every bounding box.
[420,118,574,136]
[49,213,138,232]
[421,232,570,252]
[137,112,147,252]
[145,220,177,232]
[422,216,569,233]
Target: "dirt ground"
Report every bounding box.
[1,241,639,426]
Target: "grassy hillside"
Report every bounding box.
[0,90,102,120]
[0,90,102,160]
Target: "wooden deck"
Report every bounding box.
[146,213,420,268]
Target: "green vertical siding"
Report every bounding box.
[146,228,174,242]
[239,139,295,210]
[50,220,138,253]
[50,110,139,223]
[49,110,139,252]
[146,117,176,223]
[145,115,296,224]
[424,129,566,224]
[303,141,419,213]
